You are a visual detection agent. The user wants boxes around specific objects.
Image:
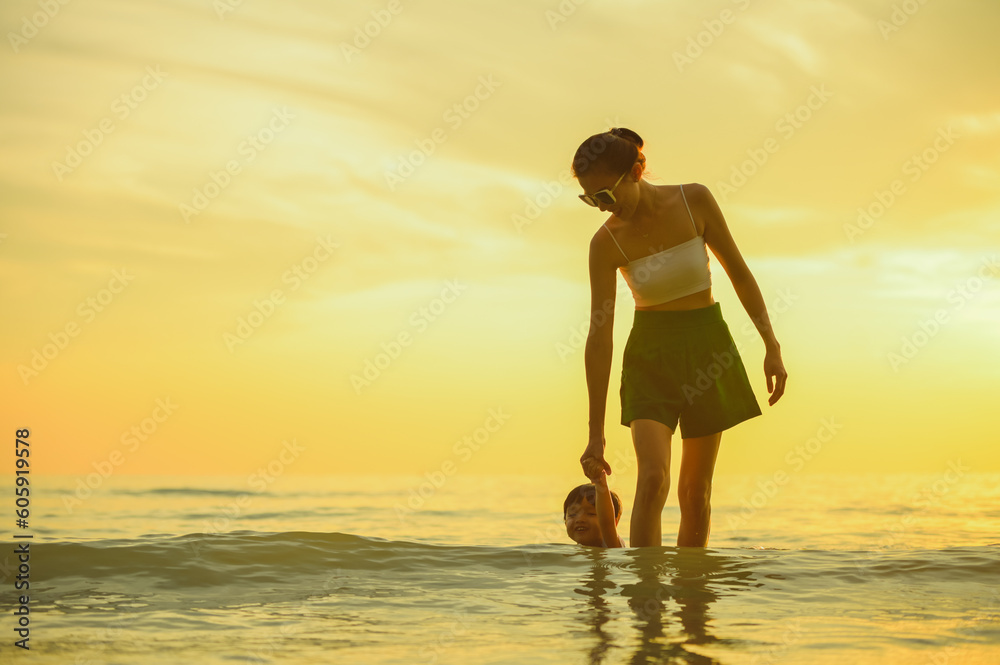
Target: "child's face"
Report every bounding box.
[564,498,605,547]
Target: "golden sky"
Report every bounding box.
[2,0,998,480]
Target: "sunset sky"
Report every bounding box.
[2,0,998,483]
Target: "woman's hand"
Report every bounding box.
[581,436,612,480]
[589,467,609,488]
[764,347,787,406]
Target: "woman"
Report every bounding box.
[575,127,787,547]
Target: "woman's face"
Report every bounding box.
[578,163,638,217]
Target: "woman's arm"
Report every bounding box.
[582,231,618,474]
[693,184,788,405]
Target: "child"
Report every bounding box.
[563,467,625,548]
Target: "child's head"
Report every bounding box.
[563,483,622,546]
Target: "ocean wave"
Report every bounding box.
[25,531,1000,586]
[3,532,996,638]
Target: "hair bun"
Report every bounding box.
[571,128,646,179]
[609,127,643,149]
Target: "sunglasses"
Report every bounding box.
[579,168,630,207]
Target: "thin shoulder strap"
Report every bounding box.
[679,184,698,235]
[603,223,629,262]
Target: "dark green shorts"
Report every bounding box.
[620,302,762,438]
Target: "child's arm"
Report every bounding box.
[591,470,624,548]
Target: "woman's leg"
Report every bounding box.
[676,431,723,547]
[629,419,673,547]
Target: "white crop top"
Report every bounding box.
[602,184,712,307]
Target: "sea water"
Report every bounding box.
[2,473,999,664]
